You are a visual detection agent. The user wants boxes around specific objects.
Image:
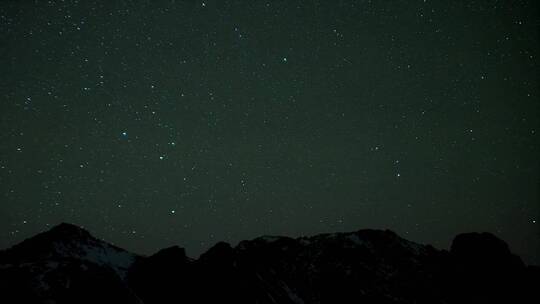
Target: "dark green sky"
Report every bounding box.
[1,0,538,263]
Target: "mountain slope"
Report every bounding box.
[0,223,141,304]
[0,224,538,304]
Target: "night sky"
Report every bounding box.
[1,1,538,263]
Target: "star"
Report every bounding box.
[1,0,538,267]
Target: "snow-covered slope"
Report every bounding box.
[0,223,141,303]
[1,223,136,278]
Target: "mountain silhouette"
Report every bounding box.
[0,223,537,303]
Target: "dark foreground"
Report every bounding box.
[0,223,538,303]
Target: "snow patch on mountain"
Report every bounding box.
[51,239,135,279]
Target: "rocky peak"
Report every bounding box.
[0,223,137,280]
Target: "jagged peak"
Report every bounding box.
[451,232,510,255]
[450,232,525,268]
[149,245,188,262]
[2,223,95,257]
[46,222,94,240]
[229,228,435,263]
[200,241,234,262]
[0,223,137,279]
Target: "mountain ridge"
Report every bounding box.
[0,223,538,304]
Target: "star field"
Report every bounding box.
[0,1,538,263]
